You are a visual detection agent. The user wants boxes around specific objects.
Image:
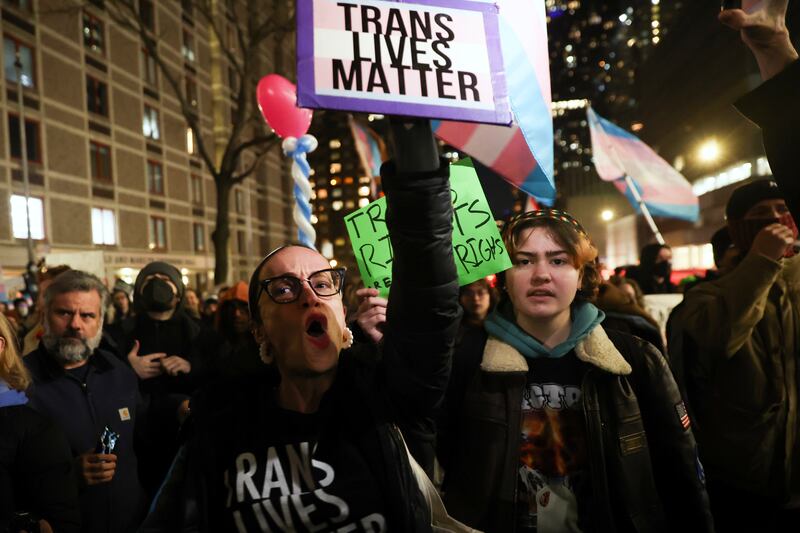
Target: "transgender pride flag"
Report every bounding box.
[588,107,699,222]
[432,0,554,205]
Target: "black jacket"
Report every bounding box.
[0,404,81,532]
[736,59,800,219]
[139,159,461,532]
[25,347,148,533]
[113,310,207,496]
[439,324,714,533]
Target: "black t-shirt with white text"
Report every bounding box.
[517,350,591,533]
[222,404,388,532]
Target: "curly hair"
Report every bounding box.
[503,215,600,303]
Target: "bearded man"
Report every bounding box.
[25,270,147,533]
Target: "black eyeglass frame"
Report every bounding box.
[256,267,347,305]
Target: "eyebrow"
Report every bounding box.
[515,250,569,258]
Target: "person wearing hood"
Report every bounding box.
[597,279,664,354]
[437,209,712,533]
[114,261,206,497]
[625,243,675,295]
[671,179,800,531]
[206,281,262,383]
[107,280,134,326]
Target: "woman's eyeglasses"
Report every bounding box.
[258,268,346,304]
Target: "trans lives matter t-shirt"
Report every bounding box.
[517,351,590,533]
[222,406,387,532]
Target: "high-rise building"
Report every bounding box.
[306,111,372,276]
[0,0,295,294]
[544,0,685,258]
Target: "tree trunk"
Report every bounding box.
[212,182,232,285]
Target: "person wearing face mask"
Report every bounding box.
[625,243,675,295]
[114,262,206,498]
[437,209,713,533]
[674,179,800,531]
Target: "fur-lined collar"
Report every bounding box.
[480,325,632,375]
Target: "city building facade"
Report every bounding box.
[0,0,295,296]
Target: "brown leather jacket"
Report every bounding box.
[439,325,714,533]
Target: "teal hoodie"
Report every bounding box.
[484,299,605,359]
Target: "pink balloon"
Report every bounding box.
[256,74,313,139]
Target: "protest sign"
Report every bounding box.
[297,0,511,125]
[344,161,512,296]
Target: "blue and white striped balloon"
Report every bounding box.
[282,134,318,249]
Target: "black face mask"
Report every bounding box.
[141,278,176,312]
[652,260,672,279]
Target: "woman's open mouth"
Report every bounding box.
[305,314,331,349]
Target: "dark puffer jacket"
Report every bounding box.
[139,158,461,532]
[439,325,714,533]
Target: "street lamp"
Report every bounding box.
[697,139,721,164]
[600,209,615,222]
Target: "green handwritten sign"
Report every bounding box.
[344,161,512,296]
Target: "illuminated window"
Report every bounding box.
[182,30,196,63]
[317,189,328,199]
[358,198,369,208]
[329,178,338,186]
[91,207,116,245]
[331,188,342,198]
[82,12,104,54]
[330,163,342,174]
[143,105,160,140]
[358,186,370,197]
[186,127,196,154]
[331,200,343,211]
[345,200,355,209]
[359,176,372,184]
[10,194,44,239]
[3,37,34,88]
[329,139,341,149]
[343,176,353,184]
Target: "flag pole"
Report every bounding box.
[624,175,665,245]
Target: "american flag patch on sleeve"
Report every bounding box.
[675,401,691,430]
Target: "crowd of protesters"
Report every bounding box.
[0,3,798,532]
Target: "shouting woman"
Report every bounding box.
[140,121,472,532]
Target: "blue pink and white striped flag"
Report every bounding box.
[587,107,699,222]
[432,0,554,205]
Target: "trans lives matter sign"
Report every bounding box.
[296,0,512,125]
[344,163,512,296]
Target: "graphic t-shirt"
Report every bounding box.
[222,405,387,532]
[516,351,590,533]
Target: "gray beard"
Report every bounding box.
[42,322,103,365]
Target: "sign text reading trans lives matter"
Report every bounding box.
[297,0,511,124]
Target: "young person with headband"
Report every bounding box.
[139,120,474,532]
[437,209,713,533]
